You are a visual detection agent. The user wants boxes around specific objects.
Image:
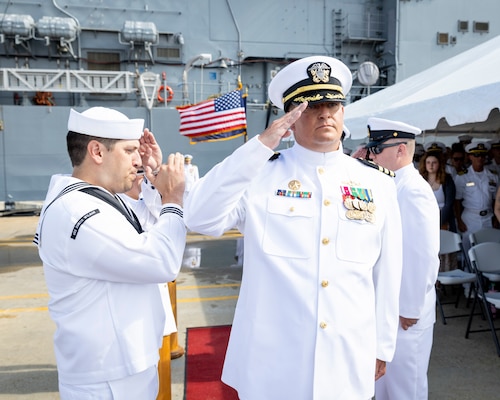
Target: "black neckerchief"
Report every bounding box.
[79,187,144,234]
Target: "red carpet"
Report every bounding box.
[185,325,239,400]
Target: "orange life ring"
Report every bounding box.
[158,85,174,103]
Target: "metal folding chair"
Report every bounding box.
[435,230,476,324]
[466,242,500,356]
[469,228,500,247]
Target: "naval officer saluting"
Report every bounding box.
[185,56,403,400]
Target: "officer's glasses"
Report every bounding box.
[369,141,407,155]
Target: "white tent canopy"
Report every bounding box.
[345,35,500,140]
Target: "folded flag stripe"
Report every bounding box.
[188,128,247,143]
[177,89,247,143]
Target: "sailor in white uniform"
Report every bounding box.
[486,139,500,177]
[454,142,498,250]
[183,154,200,200]
[366,118,440,400]
[34,107,186,399]
[185,56,403,400]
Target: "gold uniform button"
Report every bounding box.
[324,199,331,206]
[320,321,327,329]
[321,280,329,288]
[289,206,295,212]
[318,167,325,174]
[322,237,330,245]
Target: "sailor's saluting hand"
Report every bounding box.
[258,102,307,150]
[139,128,163,172]
[145,152,185,207]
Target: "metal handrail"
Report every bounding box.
[0,68,136,93]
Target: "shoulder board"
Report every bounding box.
[269,152,280,161]
[356,158,395,177]
[458,168,467,176]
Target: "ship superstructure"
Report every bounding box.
[0,0,497,202]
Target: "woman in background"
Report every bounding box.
[419,142,456,231]
[419,142,457,271]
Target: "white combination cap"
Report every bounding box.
[458,134,473,143]
[268,56,352,111]
[366,117,421,147]
[488,139,500,149]
[67,107,144,140]
[424,141,447,154]
[465,142,490,154]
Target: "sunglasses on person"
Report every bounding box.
[368,141,407,155]
[471,153,487,158]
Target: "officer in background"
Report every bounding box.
[489,139,500,227]
[34,107,186,399]
[185,56,403,399]
[365,117,440,400]
[447,142,468,179]
[183,154,199,203]
[413,143,425,168]
[118,129,181,340]
[487,138,500,177]
[454,142,498,251]
[495,186,500,225]
[458,134,473,148]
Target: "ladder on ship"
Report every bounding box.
[0,68,136,94]
[332,9,345,59]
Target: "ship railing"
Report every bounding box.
[0,68,136,94]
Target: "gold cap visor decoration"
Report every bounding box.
[268,56,352,112]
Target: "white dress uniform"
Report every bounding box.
[35,174,186,388]
[445,163,457,179]
[375,163,440,400]
[183,156,200,203]
[454,167,498,249]
[185,136,403,400]
[118,180,178,336]
[487,159,500,176]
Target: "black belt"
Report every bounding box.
[479,210,491,216]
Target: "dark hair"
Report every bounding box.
[418,152,447,183]
[67,131,118,167]
[450,142,465,154]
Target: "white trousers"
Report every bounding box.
[59,365,158,400]
[375,324,434,400]
[461,210,493,252]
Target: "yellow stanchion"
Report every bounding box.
[157,334,171,400]
[168,280,185,359]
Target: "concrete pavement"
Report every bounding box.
[1,215,500,399]
[0,215,240,400]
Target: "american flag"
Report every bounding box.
[176,89,247,143]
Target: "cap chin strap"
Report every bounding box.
[283,83,343,104]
